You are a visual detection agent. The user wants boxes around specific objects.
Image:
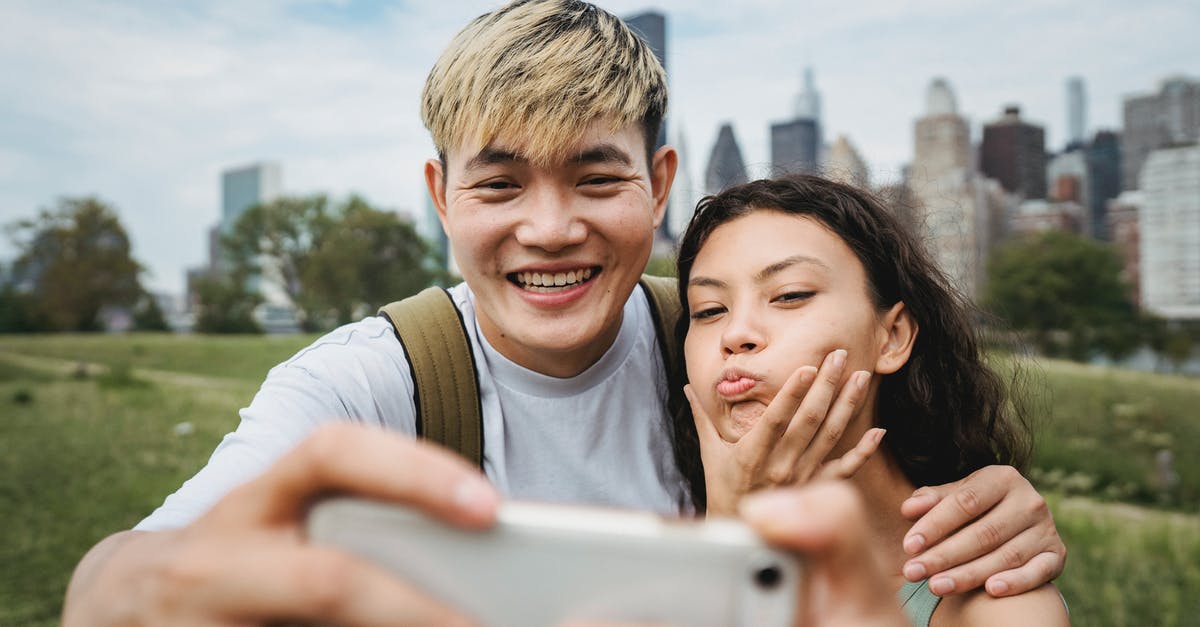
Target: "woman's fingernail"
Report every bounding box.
[903,533,926,554]
[903,562,927,581]
[873,428,886,444]
[929,576,955,595]
[988,579,1010,595]
[831,349,847,369]
[855,370,871,389]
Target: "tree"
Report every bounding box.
[985,230,1137,360]
[302,196,439,326]
[0,281,42,333]
[132,293,170,332]
[223,195,441,331]
[7,197,145,331]
[192,271,262,334]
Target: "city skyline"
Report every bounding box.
[1,0,1198,294]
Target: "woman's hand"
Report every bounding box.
[686,349,884,516]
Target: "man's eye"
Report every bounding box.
[583,176,621,186]
[480,181,516,190]
[690,306,726,320]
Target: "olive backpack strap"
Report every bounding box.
[378,287,483,468]
[638,274,684,403]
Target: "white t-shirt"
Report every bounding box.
[136,283,691,531]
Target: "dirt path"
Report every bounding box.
[0,350,246,391]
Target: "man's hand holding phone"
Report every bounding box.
[63,424,497,627]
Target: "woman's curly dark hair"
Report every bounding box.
[669,175,1031,512]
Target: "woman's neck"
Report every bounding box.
[848,447,919,591]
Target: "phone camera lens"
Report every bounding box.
[753,564,783,590]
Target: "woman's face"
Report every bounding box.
[683,209,900,443]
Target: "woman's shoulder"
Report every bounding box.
[933,583,1069,627]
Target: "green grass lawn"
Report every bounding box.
[2,335,1199,625]
[1015,357,1200,509]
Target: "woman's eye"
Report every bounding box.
[690,306,726,320]
[774,291,814,304]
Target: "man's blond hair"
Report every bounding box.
[421,0,667,166]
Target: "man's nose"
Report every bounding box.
[513,187,587,252]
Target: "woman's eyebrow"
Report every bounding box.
[687,275,725,289]
[755,255,830,282]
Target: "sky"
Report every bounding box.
[1,0,1198,295]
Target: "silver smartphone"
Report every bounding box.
[306,497,800,627]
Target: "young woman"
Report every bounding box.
[672,176,1069,626]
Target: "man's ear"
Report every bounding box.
[424,158,450,233]
[649,145,678,229]
[875,302,917,375]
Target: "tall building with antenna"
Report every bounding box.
[771,67,822,176]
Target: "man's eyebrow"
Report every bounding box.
[568,143,634,167]
[462,148,526,173]
[755,255,830,281]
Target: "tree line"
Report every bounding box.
[3,195,1196,370]
[1,195,446,334]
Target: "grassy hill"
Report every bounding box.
[1,334,1198,625]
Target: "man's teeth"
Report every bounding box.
[515,268,594,291]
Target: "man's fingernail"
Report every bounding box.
[454,476,497,514]
[905,494,938,509]
[903,562,927,581]
[739,491,793,522]
[903,533,925,554]
[988,579,1010,595]
[831,349,847,369]
[929,576,954,595]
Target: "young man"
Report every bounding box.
[63,2,1066,625]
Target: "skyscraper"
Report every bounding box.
[221,162,281,233]
[1138,145,1200,319]
[705,123,748,194]
[1046,148,1088,205]
[909,78,1010,300]
[1121,76,1200,190]
[794,66,822,146]
[912,78,970,183]
[1066,76,1087,147]
[1085,130,1122,240]
[623,11,668,151]
[666,127,698,240]
[770,118,819,176]
[824,135,869,189]
[770,68,822,176]
[980,106,1047,200]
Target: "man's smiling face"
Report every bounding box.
[426,119,675,378]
